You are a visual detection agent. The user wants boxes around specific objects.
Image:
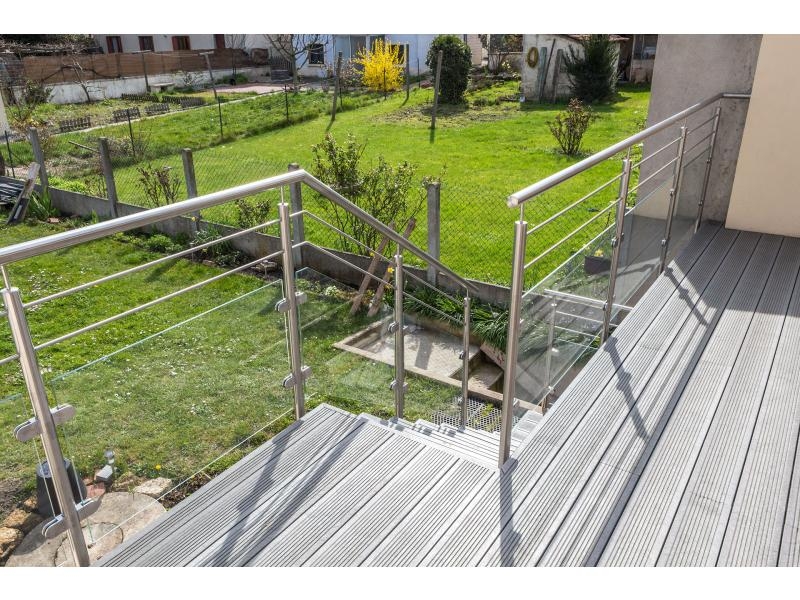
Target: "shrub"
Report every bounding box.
[235,196,272,228]
[311,133,424,254]
[548,98,596,156]
[26,192,59,221]
[426,35,472,104]
[142,233,183,254]
[354,39,404,93]
[563,35,618,103]
[136,163,182,208]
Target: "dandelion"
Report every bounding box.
[155,464,161,471]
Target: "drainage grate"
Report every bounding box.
[430,397,522,433]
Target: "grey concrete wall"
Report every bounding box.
[25,183,509,308]
[641,35,762,224]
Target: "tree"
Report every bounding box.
[563,35,618,103]
[547,98,596,156]
[426,35,471,104]
[354,39,404,93]
[225,34,248,78]
[264,34,331,86]
[486,34,522,74]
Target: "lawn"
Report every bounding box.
[0,218,460,519]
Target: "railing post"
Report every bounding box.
[98,137,119,219]
[181,148,200,234]
[659,125,688,273]
[695,105,722,232]
[542,300,558,414]
[601,158,632,343]
[2,286,91,567]
[500,215,527,467]
[426,181,441,285]
[288,163,304,267]
[460,294,471,428]
[28,127,49,193]
[278,201,306,419]
[391,251,406,419]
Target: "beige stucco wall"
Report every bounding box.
[725,35,800,236]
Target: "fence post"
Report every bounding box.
[431,50,443,130]
[405,44,410,101]
[460,294,471,428]
[181,148,200,234]
[499,214,528,468]
[28,127,49,192]
[601,158,633,342]
[331,51,342,121]
[4,131,15,178]
[2,286,92,567]
[98,137,119,219]
[426,181,441,285]
[288,163,304,267]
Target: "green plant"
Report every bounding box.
[191,225,242,266]
[142,233,184,254]
[136,163,183,207]
[235,196,272,229]
[25,191,59,221]
[426,35,472,104]
[563,35,618,103]
[311,133,424,254]
[548,98,596,156]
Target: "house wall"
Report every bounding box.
[93,35,219,53]
[725,35,800,236]
[329,34,439,75]
[640,34,761,224]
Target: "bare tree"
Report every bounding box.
[264,34,331,86]
[63,58,100,103]
[225,34,248,77]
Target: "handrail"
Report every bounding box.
[0,169,477,294]
[507,92,751,207]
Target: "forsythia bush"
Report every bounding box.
[354,39,404,93]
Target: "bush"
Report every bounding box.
[136,163,183,208]
[548,98,596,156]
[311,133,424,254]
[354,39,404,93]
[563,35,618,103]
[426,35,472,104]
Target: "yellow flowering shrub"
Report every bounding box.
[354,39,404,93]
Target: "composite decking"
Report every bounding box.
[98,224,800,567]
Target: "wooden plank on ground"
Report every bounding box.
[367,218,416,317]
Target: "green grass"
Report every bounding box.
[0,219,457,518]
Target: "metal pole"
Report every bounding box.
[2,287,91,567]
[695,105,722,232]
[288,163,304,267]
[601,159,633,343]
[98,137,119,218]
[278,201,306,419]
[431,50,443,130]
[542,300,558,414]
[392,251,406,419]
[125,112,135,160]
[499,216,527,467]
[200,52,223,141]
[5,131,15,178]
[426,181,441,285]
[460,295,471,428]
[216,98,224,141]
[659,125,688,273]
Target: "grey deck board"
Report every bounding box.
[98,224,800,567]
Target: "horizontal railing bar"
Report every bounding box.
[0,171,306,266]
[544,288,606,309]
[554,325,600,337]
[403,269,462,305]
[686,114,717,135]
[294,241,390,288]
[555,311,605,325]
[524,203,615,270]
[405,294,463,324]
[628,156,679,195]
[508,93,749,206]
[0,352,19,367]
[682,133,713,160]
[33,251,283,352]
[301,174,478,294]
[630,136,681,170]
[23,218,280,310]
[526,174,622,236]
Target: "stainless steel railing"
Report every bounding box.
[498,92,751,466]
[0,169,475,565]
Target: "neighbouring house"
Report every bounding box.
[618,34,658,83]
[520,34,628,103]
[92,34,263,54]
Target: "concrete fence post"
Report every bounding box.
[288,163,304,267]
[98,137,119,219]
[28,127,49,192]
[426,181,441,285]
[181,148,200,234]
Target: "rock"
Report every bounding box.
[55,522,122,566]
[111,472,143,492]
[47,217,61,224]
[22,497,37,512]
[86,483,106,499]
[95,465,114,484]
[2,508,44,534]
[0,527,23,562]
[133,477,173,498]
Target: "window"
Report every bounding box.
[138,36,154,52]
[214,34,226,50]
[106,36,123,54]
[172,36,191,51]
[308,43,325,65]
[633,35,658,60]
[349,35,366,57]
